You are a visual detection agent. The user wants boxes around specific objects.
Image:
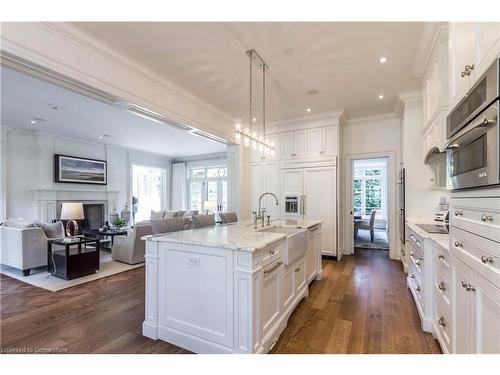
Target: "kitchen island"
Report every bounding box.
[142,219,322,354]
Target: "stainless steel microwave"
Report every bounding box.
[447,58,499,139]
[446,100,499,190]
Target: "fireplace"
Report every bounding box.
[56,202,105,230]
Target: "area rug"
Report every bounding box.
[0,251,144,292]
[354,229,389,250]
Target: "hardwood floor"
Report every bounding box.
[0,249,441,354]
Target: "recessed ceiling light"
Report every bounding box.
[306,108,312,112]
[379,56,387,64]
[30,118,45,124]
[97,136,104,139]
[97,134,112,139]
[307,89,319,96]
[378,94,384,100]
[252,118,257,122]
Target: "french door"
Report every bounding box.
[188,166,228,217]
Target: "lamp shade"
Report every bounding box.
[60,203,85,220]
[203,201,217,211]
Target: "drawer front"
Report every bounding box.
[434,242,451,271]
[407,229,424,257]
[434,261,452,308]
[261,243,281,267]
[451,197,500,243]
[408,245,424,276]
[293,258,306,294]
[408,259,424,309]
[451,227,500,289]
[433,293,452,354]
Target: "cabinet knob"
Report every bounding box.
[454,241,463,248]
[438,316,446,327]
[438,254,445,260]
[481,256,494,264]
[415,258,423,266]
[437,282,446,291]
[481,215,487,222]
[416,286,421,292]
[454,210,463,216]
[409,272,415,279]
[295,267,301,273]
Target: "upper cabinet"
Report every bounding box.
[282,130,307,160]
[249,134,280,163]
[307,126,338,158]
[422,27,449,160]
[449,22,500,110]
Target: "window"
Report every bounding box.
[188,166,228,215]
[132,164,167,222]
[353,167,385,219]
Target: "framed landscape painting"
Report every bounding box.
[54,154,107,185]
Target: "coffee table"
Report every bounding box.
[82,229,127,251]
[47,237,101,280]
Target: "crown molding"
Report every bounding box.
[412,22,448,81]
[267,110,345,133]
[344,112,400,126]
[394,90,423,118]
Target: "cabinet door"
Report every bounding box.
[303,167,336,255]
[249,163,264,213]
[476,23,500,74]
[293,130,307,159]
[449,23,476,105]
[281,132,294,160]
[472,272,500,354]
[264,162,280,218]
[307,128,323,158]
[323,126,338,157]
[281,168,303,195]
[452,255,473,354]
[266,134,280,161]
[281,265,295,311]
[293,258,306,293]
[305,232,317,283]
[261,263,282,337]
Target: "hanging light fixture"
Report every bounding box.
[235,49,275,155]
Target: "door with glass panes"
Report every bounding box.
[188,166,228,218]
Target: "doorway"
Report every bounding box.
[344,152,397,259]
[352,158,389,251]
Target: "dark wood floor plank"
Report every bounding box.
[1,249,441,354]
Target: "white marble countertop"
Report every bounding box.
[406,221,449,250]
[143,219,322,252]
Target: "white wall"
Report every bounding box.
[342,114,401,258]
[1,127,172,222]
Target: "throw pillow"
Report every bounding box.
[34,221,65,239]
[150,210,165,220]
[164,210,176,218]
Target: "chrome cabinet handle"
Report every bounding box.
[437,282,446,291]
[481,215,487,222]
[415,258,423,266]
[409,272,415,279]
[465,283,476,292]
[409,251,414,256]
[454,210,463,216]
[438,316,446,327]
[454,241,463,248]
[462,281,468,288]
[438,254,445,260]
[263,261,283,275]
[416,286,421,292]
[269,249,275,255]
[295,267,301,273]
[461,64,475,77]
[481,256,494,264]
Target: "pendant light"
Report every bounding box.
[235,49,275,155]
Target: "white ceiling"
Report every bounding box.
[74,22,426,121]
[0,67,227,157]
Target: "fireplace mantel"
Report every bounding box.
[31,188,121,223]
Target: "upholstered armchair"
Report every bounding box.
[220,212,238,224]
[111,224,153,264]
[192,214,216,229]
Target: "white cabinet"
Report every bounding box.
[281,265,295,312]
[449,22,500,110]
[281,168,302,194]
[249,163,264,213]
[249,161,280,218]
[303,167,337,256]
[281,130,307,159]
[304,227,320,284]
[452,254,500,354]
[260,261,283,338]
[307,126,338,158]
[293,258,306,294]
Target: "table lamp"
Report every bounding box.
[203,200,217,214]
[60,202,85,237]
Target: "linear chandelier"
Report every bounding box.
[235,49,275,155]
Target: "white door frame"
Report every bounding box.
[344,151,398,260]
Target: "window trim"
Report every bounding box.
[353,166,386,219]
